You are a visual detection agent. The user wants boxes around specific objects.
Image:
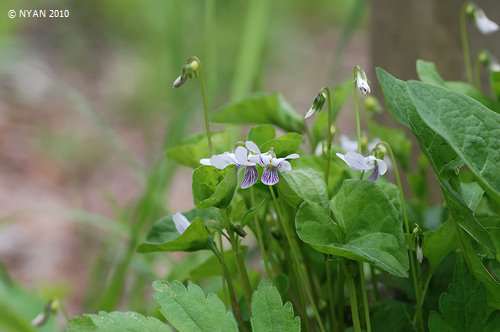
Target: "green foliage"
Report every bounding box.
[277,168,329,209]
[0,277,55,332]
[377,68,495,255]
[260,133,303,157]
[152,280,238,332]
[407,80,500,203]
[250,279,301,332]
[192,165,237,209]
[428,257,500,332]
[491,71,500,101]
[137,207,218,253]
[416,60,500,112]
[211,92,305,133]
[295,180,409,277]
[166,132,233,168]
[423,219,458,269]
[67,312,171,332]
[371,301,416,332]
[248,125,276,147]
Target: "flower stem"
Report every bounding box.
[322,87,333,187]
[341,259,361,332]
[375,141,421,328]
[353,68,362,155]
[369,265,380,302]
[474,52,482,89]
[269,186,326,332]
[460,3,473,84]
[224,211,253,311]
[325,255,338,331]
[210,241,248,331]
[358,262,372,332]
[250,187,272,278]
[188,56,214,155]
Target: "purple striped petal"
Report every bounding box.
[261,167,279,185]
[241,166,258,189]
[367,165,379,182]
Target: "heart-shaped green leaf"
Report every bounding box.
[295,179,408,277]
[193,166,237,209]
[260,133,303,157]
[247,125,276,147]
[137,207,218,253]
[277,168,329,210]
[407,80,500,203]
[166,131,233,168]
[377,68,494,254]
[211,92,304,133]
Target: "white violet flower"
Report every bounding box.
[473,8,499,35]
[200,145,258,189]
[173,212,191,234]
[355,66,371,95]
[246,141,299,186]
[336,151,387,182]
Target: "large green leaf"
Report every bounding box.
[166,131,233,168]
[247,125,276,147]
[192,165,237,209]
[416,59,500,112]
[422,219,458,269]
[137,207,217,253]
[295,180,408,277]
[67,311,171,332]
[377,68,494,254]
[250,279,301,332]
[277,168,329,210]
[260,133,303,157]
[428,257,500,332]
[152,280,238,332]
[211,92,304,133]
[407,80,500,203]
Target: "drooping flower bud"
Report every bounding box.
[412,224,424,264]
[305,91,327,119]
[355,66,370,95]
[31,299,59,327]
[470,5,499,35]
[478,50,500,72]
[172,59,199,88]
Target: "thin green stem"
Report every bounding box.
[210,242,248,332]
[455,224,472,269]
[353,69,362,154]
[188,56,214,155]
[375,141,421,328]
[341,260,361,332]
[461,3,473,84]
[474,52,482,89]
[337,263,345,332]
[250,187,272,277]
[269,186,326,332]
[322,87,333,186]
[223,209,253,311]
[358,263,371,332]
[369,265,380,302]
[218,233,228,305]
[325,255,338,331]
